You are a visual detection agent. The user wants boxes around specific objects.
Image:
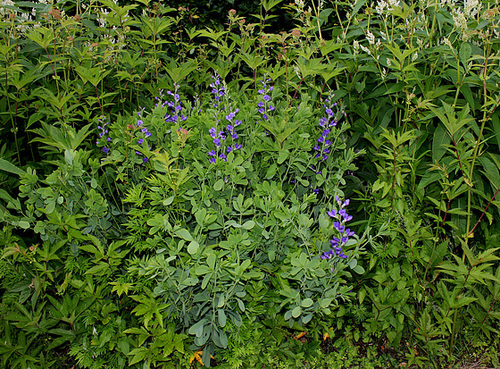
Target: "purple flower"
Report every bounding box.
[327,209,337,218]
[322,198,356,262]
[138,138,144,145]
[137,120,143,126]
[257,78,274,122]
[102,147,109,154]
[143,157,149,163]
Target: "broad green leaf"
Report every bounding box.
[301,298,314,308]
[175,228,194,241]
[218,309,226,327]
[241,220,255,230]
[187,241,199,255]
[214,178,224,191]
[292,306,302,318]
[0,158,25,176]
[432,123,450,163]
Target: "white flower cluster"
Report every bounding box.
[0,0,51,34]
[463,0,482,18]
[0,0,16,17]
[366,31,375,45]
[294,0,305,10]
[375,0,401,15]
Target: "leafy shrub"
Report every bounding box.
[0,72,363,367]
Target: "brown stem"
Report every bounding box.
[468,188,500,237]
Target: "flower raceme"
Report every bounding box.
[162,84,187,124]
[321,197,355,260]
[313,93,345,164]
[257,78,275,121]
[208,74,242,164]
[96,118,111,154]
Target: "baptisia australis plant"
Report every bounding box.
[134,111,152,164]
[312,92,347,171]
[162,84,187,124]
[207,74,242,164]
[322,196,355,260]
[257,77,275,121]
[96,84,190,165]
[308,92,352,196]
[96,117,111,154]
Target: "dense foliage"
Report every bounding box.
[1,0,500,368]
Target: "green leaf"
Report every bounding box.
[17,221,30,229]
[278,149,289,164]
[187,241,199,255]
[459,42,471,72]
[241,220,255,230]
[432,123,450,163]
[214,178,224,191]
[163,196,174,206]
[262,0,282,12]
[85,262,109,275]
[353,265,365,274]
[218,309,227,327]
[219,330,228,348]
[350,0,366,18]
[292,306,302,318]
[128,347,148,366]
[175,228,194,241]
[0,158,25,176]
[236,298,245,312]
[301,298,314,308]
